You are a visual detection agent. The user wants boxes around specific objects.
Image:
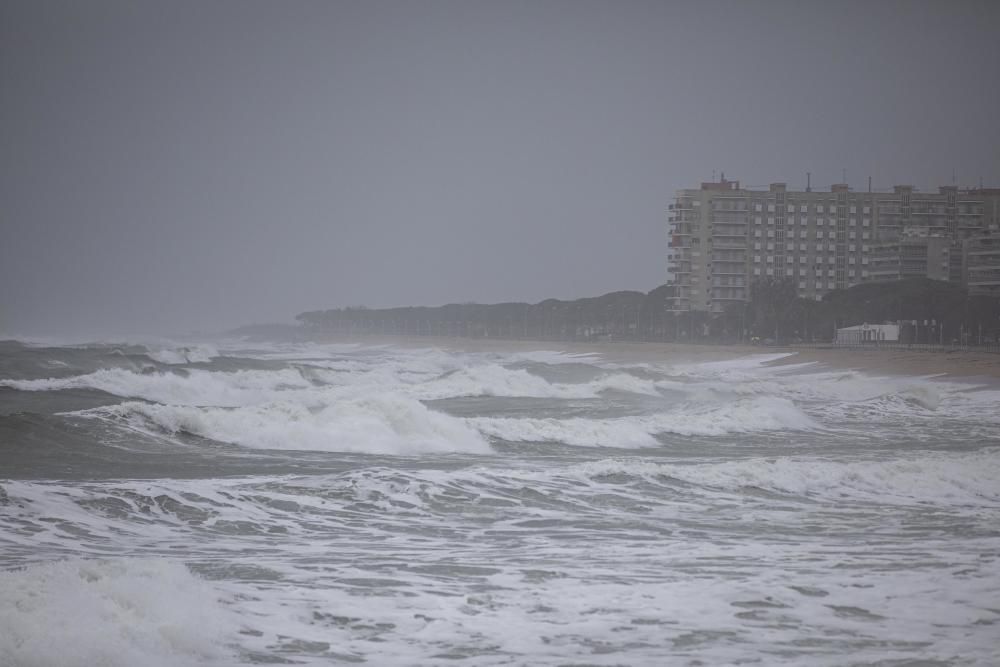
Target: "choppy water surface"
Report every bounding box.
[1,338,999,666]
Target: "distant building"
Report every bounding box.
[667,179,1000,312]
[964,230,1000,297]
[835,323,900,344]
[868,235,955,283]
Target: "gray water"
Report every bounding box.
[1,338,999,666]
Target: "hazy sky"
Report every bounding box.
[2,0,998,337]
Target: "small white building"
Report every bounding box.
[836,323,899,344]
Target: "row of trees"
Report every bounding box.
[296,279,1000,346]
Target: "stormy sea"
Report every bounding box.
[1,337,998,666]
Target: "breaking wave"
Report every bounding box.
[469,396,818,447]
[567,450,1000,506]
[1,368,314,407]
[0,558,238,667]
[92,394,492,455]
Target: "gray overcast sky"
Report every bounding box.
[2,0,998,337]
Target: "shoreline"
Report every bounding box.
[301,333,1000,381]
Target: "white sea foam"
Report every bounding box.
[145,344,219,365]
[568,450,1000,506]
[413,364,659,400]
[469,396,817,447]
[0,558,238,667]
[2,368,313,406]
[98,394,492,455]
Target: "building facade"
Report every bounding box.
[964,232,1000,297]
[868,235,955,283]
[666,179,1000,312]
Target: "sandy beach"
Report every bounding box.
[305,333,1000,381]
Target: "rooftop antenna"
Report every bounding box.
[720,171,725,182]
[806,172,811,192]
[868,176,872,193]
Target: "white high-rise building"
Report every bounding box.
[666,178,1000,312]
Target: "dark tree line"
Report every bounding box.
[296,279,1000,346]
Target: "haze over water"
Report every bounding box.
[2,338,999,665]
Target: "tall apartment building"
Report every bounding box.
[964,233,1000,297]
[868,235,955,283]
[666,178,1000,312]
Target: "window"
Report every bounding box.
[799,243,807,250]
[828,281,836,289]
[767,230,775,238]
[849,244,856,251]
[767,242,775,250]
[754,230,762,238]
[799,281,806,289]
[754,267,761,275]
[766,256,774,263]
[799,256,807,263]
[799,230,808,239]
[849,231,856,239]
[862,257,869,265]
[817,205,825,213]
[862,232,870,239]
[754,255,761,263]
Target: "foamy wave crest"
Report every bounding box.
[666,353,796,378]
[572,450,1000,506]
[468,396,816,447]
[97,394,491,455]
[414,364,660,400]
[0,558,238,667]
[145,344,219,365]
[2,368,312,406]
[470,415,659,448]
